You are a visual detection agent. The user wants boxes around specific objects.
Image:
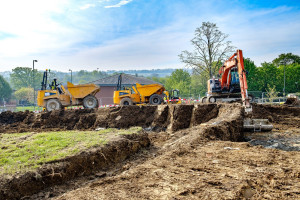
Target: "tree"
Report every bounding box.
[272,53,300,66]
[266,84,279,104]
[0,75,12,100]
[243,58,261,92]
[14,87,34,104]
[10,67,43,90]
[165,69,191,97]
[179,22,235,78]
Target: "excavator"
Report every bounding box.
[202,49,253,105]
[203,50,273,131]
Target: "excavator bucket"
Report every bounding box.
[243,118,273,132]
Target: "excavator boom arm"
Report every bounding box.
[219,50,250,109]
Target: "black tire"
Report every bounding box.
[83,95,98,109]
[120,97,133,106]
[201,97,207,103]
[46,99,61,112]
[149,94,163,105]
[208,96,216,103]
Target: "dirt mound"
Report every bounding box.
[0,104,243,135]
[0,132,150,200]
[54,107,300,200]
[252,104,300,126]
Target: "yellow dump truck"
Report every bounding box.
[37,70,100,111]
[113,75,165,106]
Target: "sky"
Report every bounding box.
[0,0,299,72]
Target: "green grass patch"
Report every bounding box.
[0,127,142,175]
[15,106,43,112]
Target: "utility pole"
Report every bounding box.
[69,69,72,83]
[283,64,286,96]
[33,60,38,111]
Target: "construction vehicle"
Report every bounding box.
[164,89,182,104]
[113,74,165,106]
[202,50,273,131]
[201,49,254,105]
[37,69,100,111]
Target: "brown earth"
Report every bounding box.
[0,103,299,199]
[53,104,300,200]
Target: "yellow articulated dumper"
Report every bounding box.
[37,69,100,111]
[113,74,165,106]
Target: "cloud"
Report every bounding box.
[104,0,133,8]
[80,4,96,10]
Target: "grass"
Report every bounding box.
[0,127,142,175]
[15,106,84,112]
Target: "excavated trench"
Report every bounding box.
[2,103,299,199]
[0,104,242,135]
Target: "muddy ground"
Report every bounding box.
[0,103,299,199]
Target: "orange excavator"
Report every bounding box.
[202,49,272,131]
[202,49,252,111]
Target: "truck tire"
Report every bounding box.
[208,96,216,103]
[201,97,207,103]
[46,99,61,111]
[83,95,99,109]
[120,97,133,106]
[149,94,163,105]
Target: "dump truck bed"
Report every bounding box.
[135,83,165,97]
[67,82,100,99]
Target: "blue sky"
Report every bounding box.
[0,0,299,72]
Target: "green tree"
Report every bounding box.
[10,67,43,90]
[14,87,34,103]
[179,22,235,78]
[256,62,280,92]
[165,69,191,97]
[272,53,300,66]
[266,84,279,104]
[243,58,261,92]
[0,75,13,100]
[277,64,300,93]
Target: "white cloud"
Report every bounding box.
[104,0,132,8]
[80,4,96,10]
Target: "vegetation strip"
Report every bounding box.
[0,127,141,175]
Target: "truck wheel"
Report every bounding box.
[208,96,216,103]
[201,97,207,103]
[83,95,98,109]
[120,97,133,106]
[150,94,162,105]
[46,99,61,111]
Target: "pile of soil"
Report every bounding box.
[2,103,299,199]
[55,123,300,199]
[285,97,300,106]
[0,104,244,137]
[0,103,244,199]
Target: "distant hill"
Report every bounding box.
[106,68,192,78]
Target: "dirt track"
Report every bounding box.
[0,103,300,199]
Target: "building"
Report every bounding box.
[94,74,159,105]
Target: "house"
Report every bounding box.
[93,74,159,105]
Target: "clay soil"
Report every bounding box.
[0,104,299,199]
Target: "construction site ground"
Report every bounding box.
[0,103,299,199]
